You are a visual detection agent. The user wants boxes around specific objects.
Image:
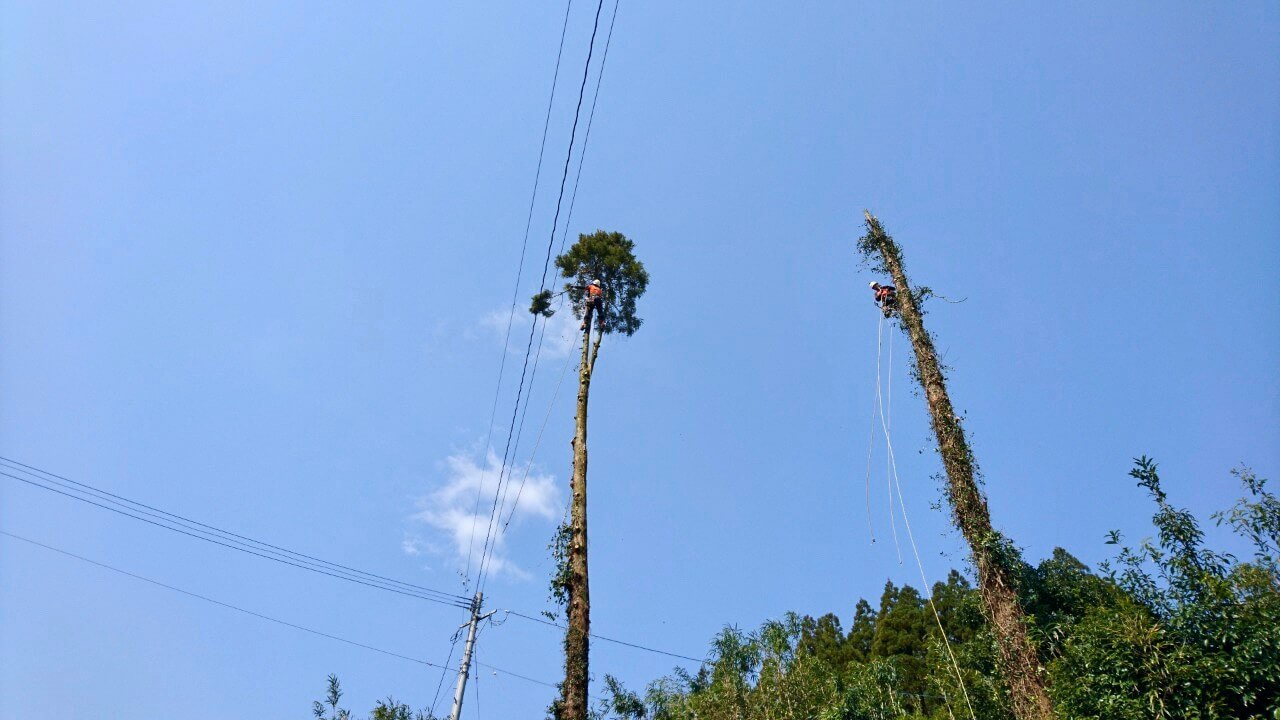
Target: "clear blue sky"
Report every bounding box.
[3,2,1277,717]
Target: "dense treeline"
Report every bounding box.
[589,460,1279,720]
[315,460,1278,720]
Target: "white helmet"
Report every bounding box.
[590,279,600,286]
[869,281,879,288]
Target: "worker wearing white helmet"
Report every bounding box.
[580,279,605,331]
[870,281,897,318]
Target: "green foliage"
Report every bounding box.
[590,460,1277,720]
[547,520,573,619]
[1214,466,1280,577]
[311,677,437,720]
[369,697,434,720]
[1050,459,1280,719]
[530,289,556,318]
[854,213,895,277]
[321,461,1277,720]
[313,675,352,720]
[597,675,646,720]
[1019,547,1124,658]
[591,577,1001,720]
[555,230,649,336]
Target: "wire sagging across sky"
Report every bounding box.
[0,456,472,609]
[0,530,570,693]
[473,0,621,597]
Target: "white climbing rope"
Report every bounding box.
[870,314,904,563]
[864,315,882,545]
[874,319,977,720]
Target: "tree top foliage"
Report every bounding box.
[554,230,649,336]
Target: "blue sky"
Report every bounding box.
[3,2,1277,717]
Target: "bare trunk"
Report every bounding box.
[862,211,1055,720]
[561,324,602,720]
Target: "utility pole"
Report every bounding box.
[857,211,1056,720]
[448,592,496,720]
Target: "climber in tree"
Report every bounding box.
[870,281,897,318]
[579,279,604,331]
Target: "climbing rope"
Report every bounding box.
[870,312,977,717]
[885,318,896,560]
[869,315,903,563]
[872,339,977,720]
[863,316,881,544]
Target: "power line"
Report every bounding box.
[0,459,470,608]
[481,0,623,590]
[503,610,706,664]
[464,0,577,585]
[477,308,579,599]
[0,456,467,601]
[429,632,463,718]
[473,0,610,595]
[0,530,457,669]
[556,0,622,257]
[0,530,568,695]
[500,330,580,538]
[536,0,608,293]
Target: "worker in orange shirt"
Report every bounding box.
[581,279,604,331]
[870,281,897,318]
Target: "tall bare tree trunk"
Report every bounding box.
[561,324,602,720]
[861,211,1056,720]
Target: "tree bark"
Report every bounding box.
[561,324,602,720]
[862,211,1056,720]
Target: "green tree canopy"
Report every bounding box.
[554,230,649,336]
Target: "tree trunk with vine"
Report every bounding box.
[859,211,1056,720]
[560,324,603,720]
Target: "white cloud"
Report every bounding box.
[410,449,562,582]
[480,299,581,361]
[401,536,423,556]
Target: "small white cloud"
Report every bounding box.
[401,536,423,556]
[411,449,561,581]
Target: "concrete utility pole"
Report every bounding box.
[448,592,496,720]
[858,211,1056,720]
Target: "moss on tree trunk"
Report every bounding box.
[859,211,1056,720]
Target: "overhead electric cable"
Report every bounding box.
[536,0,607,292]
[478,0,624,596]
[463,0,577,584]
[500,332,580,535]
[556,0,622,256]
[0,530,568,693]
[503,610,705,664]
[483,0,625,565]
[0,461,469,608]
[429,632,463,717]
[477,316,579,597]
[473,0,609,594]
[0,457,466,601]
[0,530,458,669]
